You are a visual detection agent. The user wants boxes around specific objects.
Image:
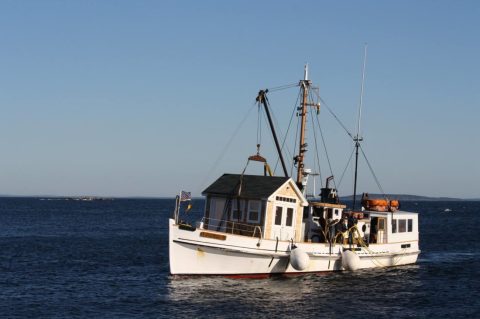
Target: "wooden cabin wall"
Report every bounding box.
[265,182,304,242]
[264,200,273,239]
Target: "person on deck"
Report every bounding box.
[326,217,339,243]
[337,217,348,244]
[347,215,357,245]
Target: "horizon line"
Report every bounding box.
[0,194,479,201]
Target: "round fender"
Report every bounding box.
[341,250,361,271]
[290,248,310,271]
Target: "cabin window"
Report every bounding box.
[230,200,244,221]
[327,208,333,219]
[398,219,407,233]
[313,207,323,217]
[275,206,283,225]
[247,200,261,223]
[408,219,413,232]
[286,208,294,226]
[276,196,297,203]
[207,197,227,231]
[392,219,397,233]
[378,218,385,230]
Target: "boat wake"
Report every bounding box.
[418,251,476,264]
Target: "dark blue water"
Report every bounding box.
[0,198,478,318]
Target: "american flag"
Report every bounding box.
[180,191,191,202]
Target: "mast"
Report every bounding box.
[352,137,362,209]
[352,44,368,210]
[296,64,310,189]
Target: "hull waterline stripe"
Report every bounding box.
[173,239,290,257]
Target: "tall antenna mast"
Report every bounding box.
[296,64,311,189]
[352,44,368,210]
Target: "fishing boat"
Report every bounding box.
[169,62,420,276]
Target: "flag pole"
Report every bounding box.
[176,191,192,223]
[174,193,181,224]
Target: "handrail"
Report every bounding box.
[252,226,263,238]
[200,217,263,237]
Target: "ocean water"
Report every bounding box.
[0,198,479,318]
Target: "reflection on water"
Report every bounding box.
[419,251,476,264]
[165,266,426,318]
[164,251,480,319]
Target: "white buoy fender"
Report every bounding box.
[341,250,361,271]
[290,248,310,271]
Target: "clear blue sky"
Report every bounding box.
[0,1,478,198]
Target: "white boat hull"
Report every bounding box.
[169,219,420,276]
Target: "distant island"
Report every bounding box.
[38,196,114,201]
[340,194,480,201]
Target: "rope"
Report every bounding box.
[350,225,408,267]
[329,224,406,268]
[335,225,385,268]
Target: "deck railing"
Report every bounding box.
[200,217,263,238]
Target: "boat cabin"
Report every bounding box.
[202,174,308,242]
[358,195,419,245]
[366,210,419,244]
[200,174,419,246]
[304,186,419,246]
[305,205,418,246]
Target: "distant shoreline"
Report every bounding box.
[339,194,480,202]
[0,194,479,201]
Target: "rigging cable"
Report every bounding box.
[314,105,337,190]
[359,145,388,199]
[267,82,299,92]
[308,92,324,188]
[260,110,277,173]
[261,107,293,176]
[337,146,356,188]
[311,89,354,140]
[309,87,324,189]
[291,96,301,177]
[271,89,302,176]
[257,100,262,146]
[199,102,257,190]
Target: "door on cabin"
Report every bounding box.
[271,204,296,241]
[377,217,386,243]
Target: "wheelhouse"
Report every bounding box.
[201,174,308,242]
